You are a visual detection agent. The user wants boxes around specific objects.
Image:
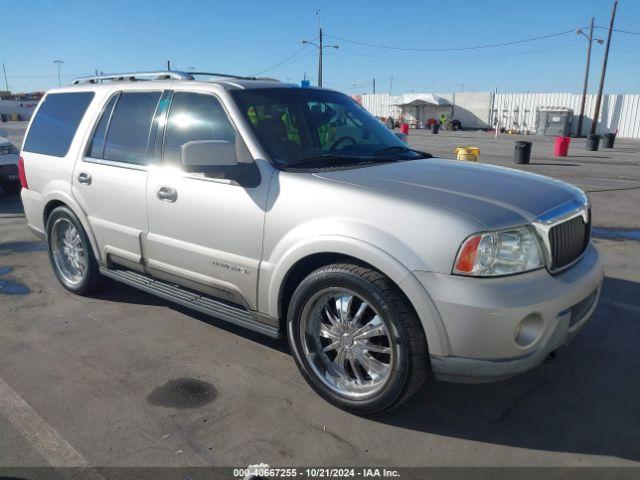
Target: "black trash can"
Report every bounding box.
[432,123,440,134]
[603,132,616,148]
[514,141,532,164]
[586,134,600,151]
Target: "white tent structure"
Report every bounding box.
[392,93,451,107]
[391,93,452,127]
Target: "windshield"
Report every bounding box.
[231,88,420,167]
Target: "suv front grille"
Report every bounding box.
[549,214,591,270]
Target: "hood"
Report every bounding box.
[313,158,584,229]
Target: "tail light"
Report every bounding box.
[18,156,28,190]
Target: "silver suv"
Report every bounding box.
[19,71,603,414]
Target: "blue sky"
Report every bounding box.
[2,0,639,94]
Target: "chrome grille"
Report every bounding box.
[549,214,591,270]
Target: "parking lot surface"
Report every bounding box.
[1,126,639,467]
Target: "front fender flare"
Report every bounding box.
[259,235,450,356]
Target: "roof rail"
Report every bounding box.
[190,72,280,82]
[71,71,192,85]
[189,71,255,80]
[71,70,280,85]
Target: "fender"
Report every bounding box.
[258,234,451,356]
[41,184,103,263]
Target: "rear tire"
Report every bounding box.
[287,263,430,415]
[46,206,104,295]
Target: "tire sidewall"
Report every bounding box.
[46,206,97,294]
[287,268,411,415]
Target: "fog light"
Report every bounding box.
[514,314,544,347]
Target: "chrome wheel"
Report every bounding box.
[300,289,396,400]
[50,218,86,288]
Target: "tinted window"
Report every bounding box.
[87,94,118,158]
[163,92,235,165]
[23,92,94,157]
[103,92,161,165]
[232,89,418,166]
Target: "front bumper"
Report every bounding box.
[414,243,604,383]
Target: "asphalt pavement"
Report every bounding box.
[1,126,639,469]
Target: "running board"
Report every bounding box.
[99,267,281,338]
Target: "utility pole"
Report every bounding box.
[167,60,171,71]
[302,28,338,88]
[54,59,64,87]
[591,0,618,135]
[373,77,376,94]
[318,28,323,87]
[576,18,602,137]
[2,63,8,91]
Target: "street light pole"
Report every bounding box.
[591,0,618,135]
[576,18,600,137]
[303,27,338,87]
[54,59,64,87]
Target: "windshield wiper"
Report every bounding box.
[283,153,395,169]
[373,146,433,158]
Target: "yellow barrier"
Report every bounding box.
[454,146,480,162]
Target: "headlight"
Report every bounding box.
[453,226,544,276]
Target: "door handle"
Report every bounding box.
[77,172,92,185]
[156,186,178,203]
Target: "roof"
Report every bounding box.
[63,70,302,92]
[392,93,450,107]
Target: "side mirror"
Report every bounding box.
[395,133,408,144]
[181,140,237,172]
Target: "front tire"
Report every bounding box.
[287,263,430,415]
[46,206,104,295]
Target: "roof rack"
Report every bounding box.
[71,70,280,85]
[71,71,192,85]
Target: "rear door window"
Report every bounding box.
[103,92,161,165]
[87,94,118,159]
[23,92,94,157]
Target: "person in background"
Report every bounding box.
[440,113,447,126]
[385,116,394,130]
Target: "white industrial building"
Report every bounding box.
[358,92,640,139]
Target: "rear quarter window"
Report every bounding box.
[23,92,94,157]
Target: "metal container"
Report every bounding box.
[536,107,573,137]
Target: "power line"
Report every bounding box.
[596,26,640,36]
[254,43,313,76]
[334,41,582,63]
[325,29,579,52]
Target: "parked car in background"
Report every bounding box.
[0,136,21,196]
[19,71,603,415]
